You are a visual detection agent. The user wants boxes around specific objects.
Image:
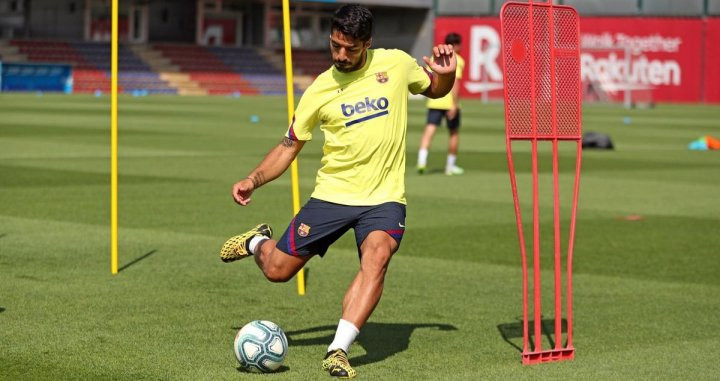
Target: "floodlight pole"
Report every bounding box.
[282,0,305,295]
[111,0,119,275]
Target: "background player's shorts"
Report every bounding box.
[275,198,406,258]
[426,108,461,130]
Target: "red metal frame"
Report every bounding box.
[500,0,582,365]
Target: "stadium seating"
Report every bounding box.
[208,46,289,95]
[4,39,320,96]
[73,42,175,94]
[153,43,260,95]
[8,40,176,94]
[151,44,305,95]
[286,49,328,77]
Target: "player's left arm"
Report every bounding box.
[422,44,457,99]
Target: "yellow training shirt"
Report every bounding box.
[286,48,432,206]
[426,54,464,110]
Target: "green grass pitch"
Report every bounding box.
[1,93,719,380]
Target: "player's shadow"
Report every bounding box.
[497,317,569,352]
[286,322,457,366]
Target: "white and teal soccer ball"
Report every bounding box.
[234,320,288,373]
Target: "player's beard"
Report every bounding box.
[334,51,367,73]
[333,61,353,72]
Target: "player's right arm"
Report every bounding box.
[233,81,320,206]
[232,138,305,206]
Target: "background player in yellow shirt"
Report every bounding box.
[219,4,456,378]
[417,33,466,176]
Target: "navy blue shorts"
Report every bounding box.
[275,198,406,257]
[427,108,461,130]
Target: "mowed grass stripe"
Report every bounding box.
[2,94,720,379]
[1,216,718,380]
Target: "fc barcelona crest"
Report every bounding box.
[375,72,389,83]
[298,223,311,237]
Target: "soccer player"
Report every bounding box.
[220,4,456,378]
[416,32,466,176]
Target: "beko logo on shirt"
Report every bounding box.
[341,97,389,117]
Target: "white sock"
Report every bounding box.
[446,154,457,171]
[418,148,429,167]
[248,235,269,255]
[327,319,359,354]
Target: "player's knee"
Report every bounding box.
[263,266,294,283]
[266,274,293,283]
[261,260,295,283]
[361,245,394,275]
[369,245,393,261]
[366,261,389,278]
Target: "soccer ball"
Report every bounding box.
[234,320,288,373]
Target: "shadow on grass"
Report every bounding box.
[286,322,457,366]
[236,365,289,374]
[497,317,568,352]
[0,307,5,313]
[416,168,447,176]
[0,233,6,239]
[118,250,158,272]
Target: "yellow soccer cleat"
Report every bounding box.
[322,349,357,379]
[219,223,273,263]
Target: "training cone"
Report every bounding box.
[688,135,720,150]
[688,138,708,150]
[706,136,720,149]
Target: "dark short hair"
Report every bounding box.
[445,33,461,45]
[331,4,373,42]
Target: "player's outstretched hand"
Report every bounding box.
[232,178,255,206]
[423,44,457,76]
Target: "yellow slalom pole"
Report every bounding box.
[110,0,119,275]
[282,0,305,295]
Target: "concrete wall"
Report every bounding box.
[0,0,25,38]
[371,6,433,62]
[641,0,704,16]
[563,0,639,15]
[347,0,432,8]
[29,0,84,39]
[438,0,718,16]
[12,0,719,43]
[148,0,195,42]
[437,0,491,15]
